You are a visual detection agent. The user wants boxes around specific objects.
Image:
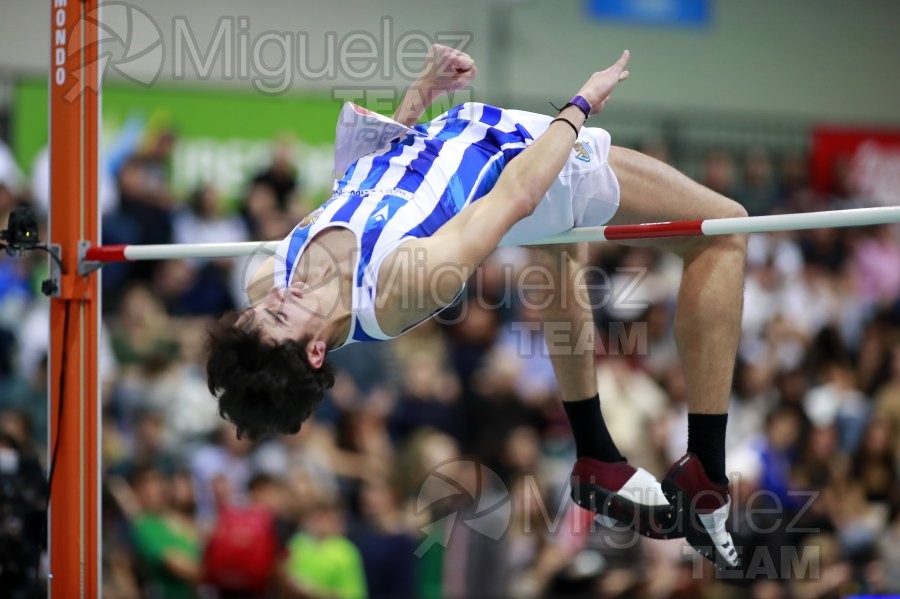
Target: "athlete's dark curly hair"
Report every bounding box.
[206,311,334,440]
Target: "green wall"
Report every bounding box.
[13,80,345,199]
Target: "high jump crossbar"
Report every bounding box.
[81,206,900,265]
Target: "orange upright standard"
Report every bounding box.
[48,0,101,596]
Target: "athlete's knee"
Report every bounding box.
[690,197,748,252]
[679,211,748,263]
[692,230,747,268]
[716,230,748,257]
[715,197,749,221]
[713,200,748,247]
[675,231,746,267]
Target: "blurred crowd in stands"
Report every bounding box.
[0,122,898,599]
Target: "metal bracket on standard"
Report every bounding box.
[42,241,96,300]
[78,240,102,276]
[43,243,63,298]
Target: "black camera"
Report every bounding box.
[0,206,40,256]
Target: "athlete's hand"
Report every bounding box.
[576,50,630,115]
[417,43,478,100]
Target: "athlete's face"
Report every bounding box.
[241,285,327,354]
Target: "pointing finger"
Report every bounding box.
[613,49,630,71]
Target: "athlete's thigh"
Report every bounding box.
[607,146,746,226]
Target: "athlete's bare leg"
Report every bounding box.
[534,146,746,415]
[532,242,597,402]
[606,145,747,566]
[537,240,678,538]
[606,146,748,418]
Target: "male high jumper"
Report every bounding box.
[207,45,747,567]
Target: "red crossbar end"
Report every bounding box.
[604,220,705,241]
[84,244,128,262]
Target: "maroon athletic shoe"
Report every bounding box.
[662,453,740,568]
[570,458,681,539]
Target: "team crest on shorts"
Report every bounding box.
[573,141,593,163]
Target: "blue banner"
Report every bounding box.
[586,0,711,28]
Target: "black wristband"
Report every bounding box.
[550,117,579,138]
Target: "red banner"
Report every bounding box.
[811,127,900,205]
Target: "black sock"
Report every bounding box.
[687,413,728,484]
[563,395,625,462]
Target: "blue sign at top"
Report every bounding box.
[586,0,711,28]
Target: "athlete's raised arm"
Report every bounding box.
[376,51,631,335]
[392,44,478,126]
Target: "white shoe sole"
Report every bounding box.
[661,478,740,569]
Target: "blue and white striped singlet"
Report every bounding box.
[273,102,619,348]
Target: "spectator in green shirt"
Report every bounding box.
[112,465,201,599]
[286,497,367,599]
